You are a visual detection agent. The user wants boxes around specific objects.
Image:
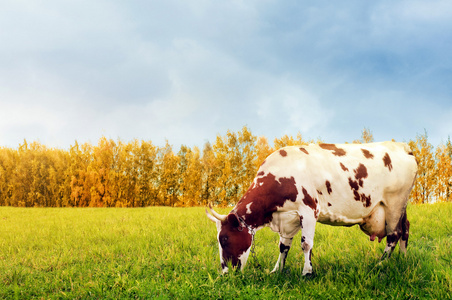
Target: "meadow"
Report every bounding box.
[0,203,451,299]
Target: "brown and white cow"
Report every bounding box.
[206,142,417,275]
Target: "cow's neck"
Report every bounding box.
[231,172,299,230]
[232,198,273,230]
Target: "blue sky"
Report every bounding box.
[1,0,451,149]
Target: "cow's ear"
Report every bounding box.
[227,214,240,228]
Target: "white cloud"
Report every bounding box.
[0,1,451,149]
[255,78,332,135]
[397,0,452,23]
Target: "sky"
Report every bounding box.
[1,0,452,150]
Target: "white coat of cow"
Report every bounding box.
[206,141,418,275]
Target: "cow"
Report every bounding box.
[206,141,417,276]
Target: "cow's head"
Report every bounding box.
[206,205,253,273]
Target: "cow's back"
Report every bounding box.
[258,142,417,225]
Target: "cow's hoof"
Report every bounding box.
[303,272,316,279]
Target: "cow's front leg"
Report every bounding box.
[300,214,316,276]
[271,236,293,273]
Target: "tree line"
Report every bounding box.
[0,127,450,207]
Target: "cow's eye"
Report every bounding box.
[220,236,228,247]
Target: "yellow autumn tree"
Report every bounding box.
[212,126,257,206]
[110,140,134,207]
[274,132,307,149]
[353,128,374,144]
[200,141,219,206]
[237,126,258,193]
[47,148,70,207]
[157,141,180,206]
[0,148,12,206]
[87,137,117,207]
[212,131,236,206]
[133,140,159,207]
[0,141,70,207]
[409,132,436,204]
[435,138,452,202]
[255,136,273,169]
[178,145,203,206]
[69,142,93,207]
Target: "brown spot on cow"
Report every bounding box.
[353,191,372,207]
[257,171,265,176]
[233,173,298,227]
[301,187,318,218]
[279,149,288,157]
[299,147,309,154]
[348,164,372,207]
[354,163,368,187]
[327,202,332,207]
[279,243,291,266]
[349,177,360,191]
[340,163,349,172]
[360,193,372,207]
[317,190,323,195]
[319,143,346,156]
[383,153,393,171]
[279,243,291,254]
[353,190,360,201]
[361,149,374,159]
[325,180,332,194]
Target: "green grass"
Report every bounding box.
[0,203,451,299]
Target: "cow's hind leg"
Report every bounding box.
[300,213,316,276]
[271,236,293,273]
[399,211,410,254]
[381,209,407,260]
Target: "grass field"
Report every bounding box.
[0,203,451,299]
